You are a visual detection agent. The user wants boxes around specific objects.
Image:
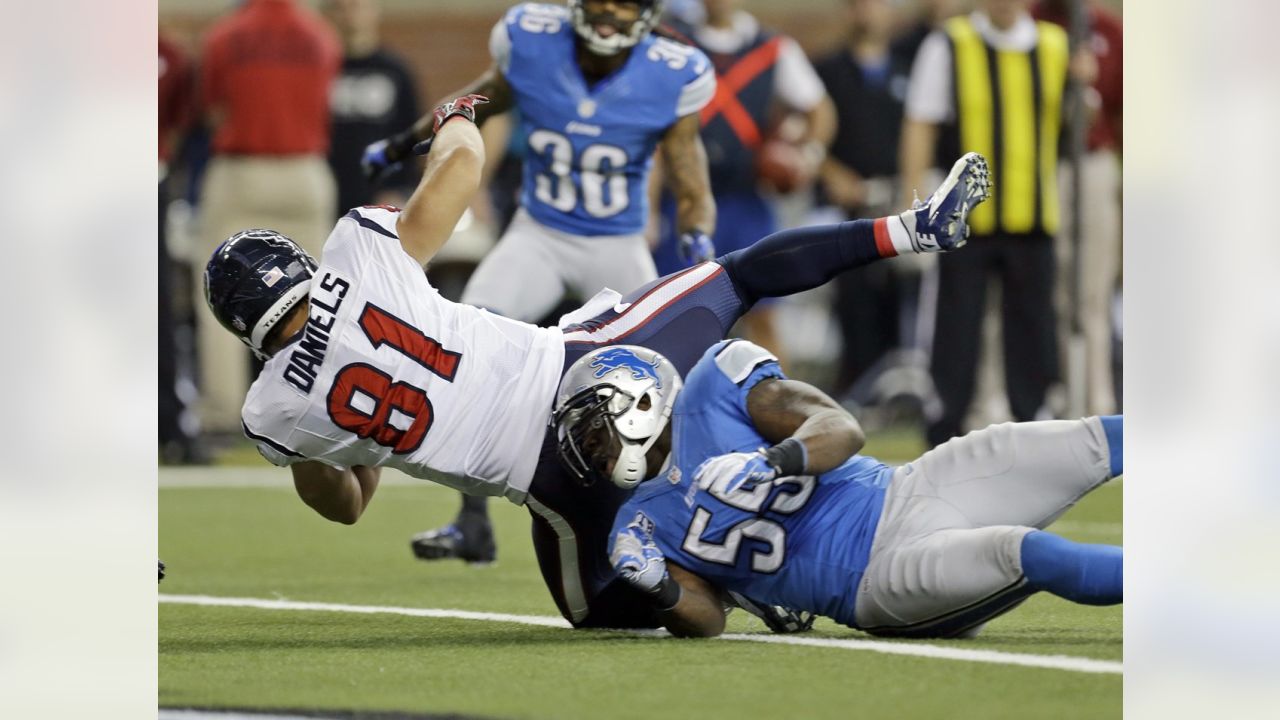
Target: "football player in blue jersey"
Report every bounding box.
[363,1,721,563]
[553,341,1123,638]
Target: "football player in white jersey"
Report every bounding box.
[362,1,720,563]
[206,90,993,626]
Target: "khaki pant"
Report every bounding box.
[195,155,336,432]
[1056,150,1122,415]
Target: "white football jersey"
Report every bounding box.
[241,207,566,503]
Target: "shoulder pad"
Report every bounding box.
[713,340,778,385]
[643,36,711,76]
[507,3,571,36]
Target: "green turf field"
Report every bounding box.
[160,435,1122,719]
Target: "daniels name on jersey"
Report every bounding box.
[240,206,566,503]
[493,3,715,237]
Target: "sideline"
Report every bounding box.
[160,594,1122,675]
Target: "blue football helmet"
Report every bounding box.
[203,229,317,359]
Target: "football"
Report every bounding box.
[755,139,807,194]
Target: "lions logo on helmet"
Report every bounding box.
[566,0,666,57]
[589,347,664,387]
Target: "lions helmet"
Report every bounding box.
[567,0,666,57]
[203,229,317,360]
[552,345,683,489]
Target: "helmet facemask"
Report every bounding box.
[552,345,683,489]
[567,0,665,57]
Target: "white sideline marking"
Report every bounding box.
[161,594,1121,675]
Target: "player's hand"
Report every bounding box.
[677,230,716,265]
[410,94,492,157]
[432,93,491,134]
[610,516,668,595]
[694,451,778,495]
[362,138,402,184]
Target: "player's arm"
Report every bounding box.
[363,66,513,184]
[659,113,717,262]
[395,110,486,265]
[660,563,727,638]
[290,462,382,525]
[611,518,727,638]
[412,67,514,149]
[745,378,865,477]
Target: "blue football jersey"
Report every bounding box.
[610,340,894,628]
[491,4,715,236]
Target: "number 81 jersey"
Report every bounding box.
[241,207,567,503]
[493,3,715,236]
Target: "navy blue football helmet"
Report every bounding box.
[203,229,317,359]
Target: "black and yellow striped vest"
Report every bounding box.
[945,16,1068,235]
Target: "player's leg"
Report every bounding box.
[925,245,989,446]
[460,210,568,321]
[565,230,658,302]
[908,415,1122,530]
[999,234,1058,422]
[855,525,1038,638]
[525,448,662,629]
[855,524,1121,638]
[716,152,990,308]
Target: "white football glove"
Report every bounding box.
[610,518,668,595]
[694,451,778,495]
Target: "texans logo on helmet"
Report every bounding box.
[589,348,662,387]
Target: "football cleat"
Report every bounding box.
[899,152,991,253]
[410,516,496,565]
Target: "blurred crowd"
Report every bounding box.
[158,0,1121,464]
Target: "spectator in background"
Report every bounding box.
[899,0,1074,448]
[893,0,964,67]
[1034,0,1122,415]
[196,0,340,435]
[656,0,836,365]
[813,0,914,399]
[159,31,202,464]
[325,0,422,216]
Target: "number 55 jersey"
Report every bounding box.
[241,207,566,503]
[611,340,894,627]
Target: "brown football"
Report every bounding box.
[755,139,806,194]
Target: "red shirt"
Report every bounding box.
[1033,2,1123,152]
[200,0,341,155]
[159,34,194,163]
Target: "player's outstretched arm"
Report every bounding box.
[660,113,717,263]
[396,111,486,265]
[291,462,382,525]
[746,378,865,478]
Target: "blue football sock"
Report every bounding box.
[1100,415,1122,477]
[1020,531,1122,605]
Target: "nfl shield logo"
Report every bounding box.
[578,99,597,118]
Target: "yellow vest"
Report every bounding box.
[946,16,1068,235]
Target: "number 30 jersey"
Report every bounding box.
[492,3,715,236]
[241,207,566,503]
[611,341,894,627]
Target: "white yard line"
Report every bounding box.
[160,594,1121,676]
